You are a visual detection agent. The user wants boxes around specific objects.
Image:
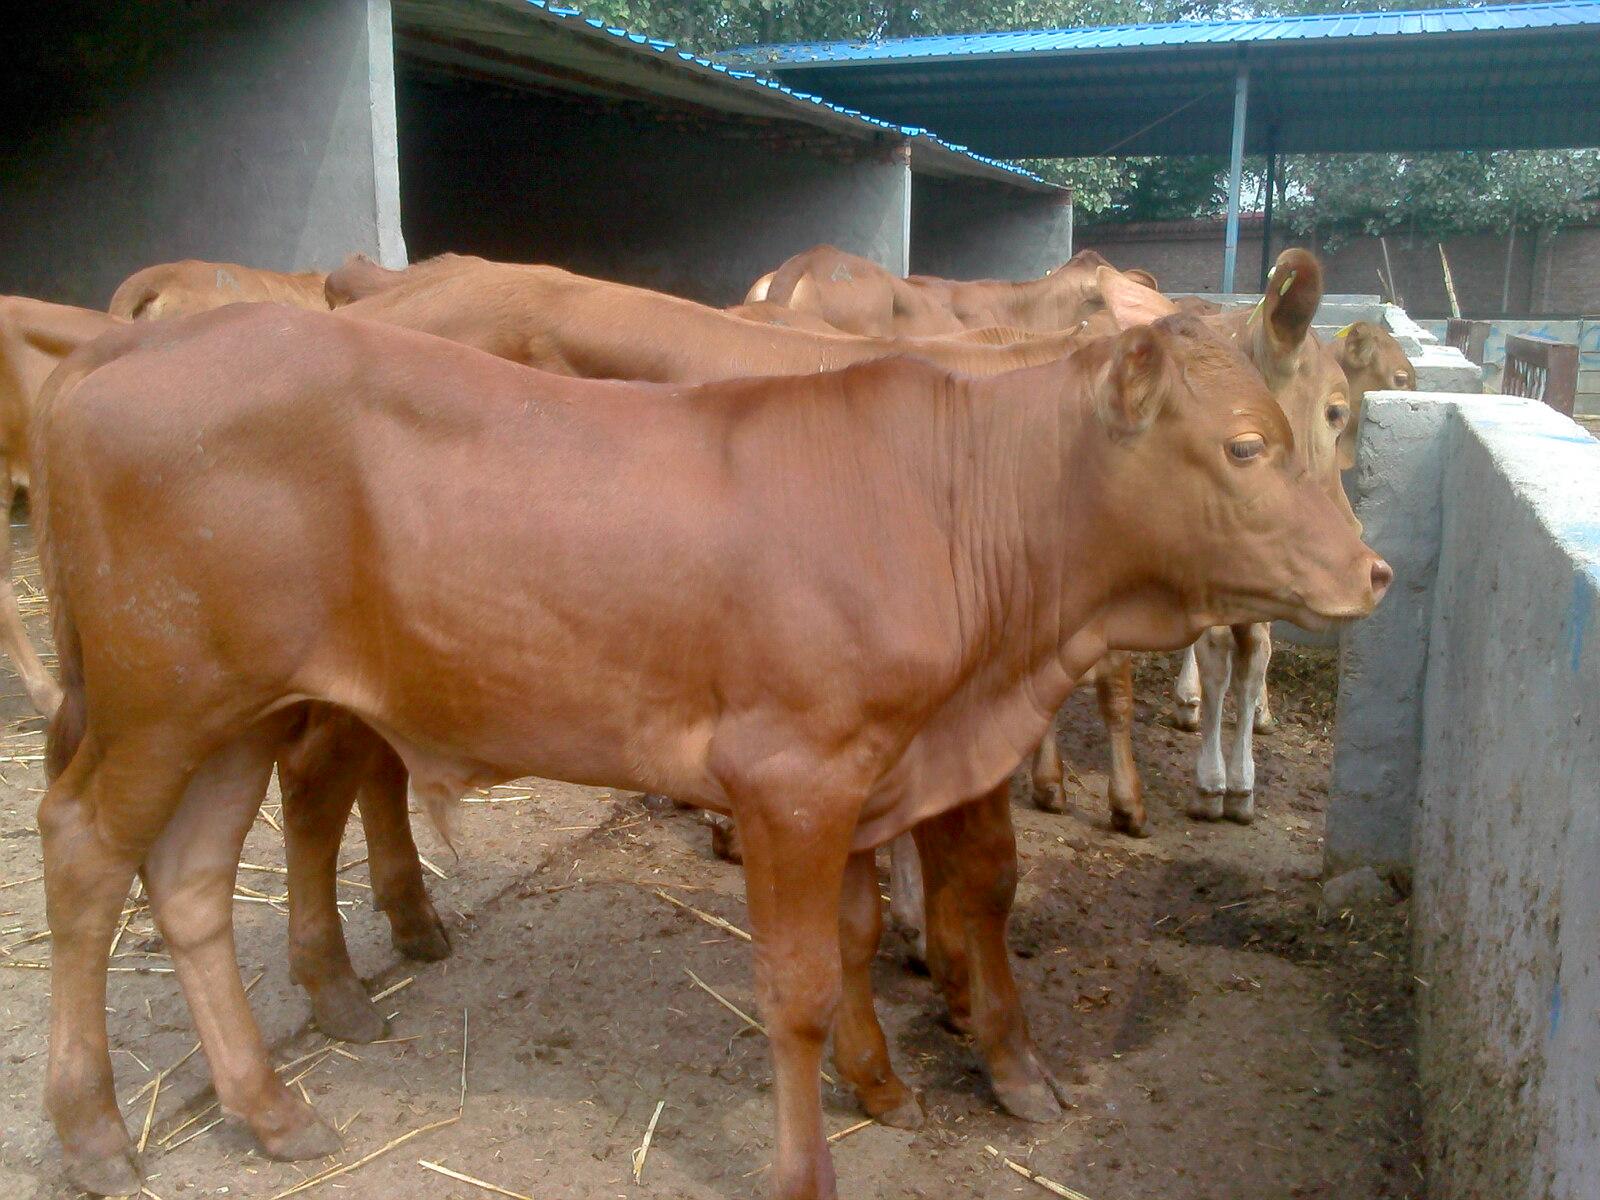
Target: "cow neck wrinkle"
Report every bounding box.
[944,353,1103,702]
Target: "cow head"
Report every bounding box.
[1078,315,1390,643]
[1332,321,1415,469]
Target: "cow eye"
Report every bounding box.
[1228,434,1265,462]
[1325,400,1350,429]
[1392,371,1411,388]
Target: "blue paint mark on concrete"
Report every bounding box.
[1550,977,1563,1038]
[1572,576,1595,673]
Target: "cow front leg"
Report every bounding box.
[1172,643,1201,731]
[833,851,921,1128]
[733,786,860,1200]
[917,785,1070,1123]
[1096,652,1147,836]
[1223,623,1272,824]
[1029,720,1067,812]
[280,710,389,1043]
[886,833,927,964]
[358,739,451,962]
[1189,628,1233,820]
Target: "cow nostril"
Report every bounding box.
[1371,558,1394,595]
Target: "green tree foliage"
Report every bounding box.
[587,0,1600,239]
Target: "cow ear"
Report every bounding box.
[1258,248,1323,358]
[1336,321,1379,369]
[1098,266,1178,331]
[1097,325,1179,437]
[1124,267,1159,290]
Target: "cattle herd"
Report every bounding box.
[0,244,1414,1199]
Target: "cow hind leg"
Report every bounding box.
[1223,624,1272,824]
[917,785,1070,1123]
[280,712,388,1043]
[40,737,172,1197]
[1189,629,1232,821]
[833,851,921,1129]
[357,739,451,962]
[0,484,61,715]
[142,721,340,1163]
[1172,644,1201,731]
[1096,652,1147,837]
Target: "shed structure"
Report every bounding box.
[729,0,1600,292]
[0,0,1070,311]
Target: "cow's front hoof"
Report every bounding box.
[993,1076,1063,1124]
[391,900,452,963]
[62,1146,141,1198]
[1110,808,1150,838]
[1187,790,1225,821]
[1252,709,1276,734]
[1171,702,1200,731]
[256,1106,342,1162]
[1224,791,1256,825]
[862,1081,924,1130]
[1031,780,1067,813]
[310,976,389,1044]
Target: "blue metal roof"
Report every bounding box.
[394,0,1056,188]
[732,1,1600,66]
[723,1,1600,156]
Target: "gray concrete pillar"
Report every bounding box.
[0,0,404,305]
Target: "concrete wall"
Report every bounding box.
[911,178,1073,280]
[1330,391,1600,1198]
[396,68,911,306]
[1078,218,1600,319]
[0,0,402,308]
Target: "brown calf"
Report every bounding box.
[108,259,329,320]
[0,297,127,713]
[37,306,1387,1198]
[757,244,1132,336]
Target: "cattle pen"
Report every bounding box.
[1,3,1598,1200]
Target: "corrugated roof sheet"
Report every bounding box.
[398,0,1055,188]
[730,0,1600,66]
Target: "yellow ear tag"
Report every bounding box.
[1334,323,1353,338]
[1278,269,1297,297]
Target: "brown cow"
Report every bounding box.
[37,305,1388,1198]
[0,296,127,713]
[1172,316,1415,733]
[108,259,329,320]
[756,245,1135,336]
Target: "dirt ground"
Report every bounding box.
[0,523,1424,1200]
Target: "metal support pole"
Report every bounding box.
[894,141,913,278]
[1258,138,1277,292]
[1221,64,1250,294]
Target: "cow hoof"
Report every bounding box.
[1110,809,1150,838]
[391,904,452,963]
[28,678,64,720]
[1224,792,1256,825]
[63,1146,141,1197]
[869,1092,925,1131]
[310,977,389,1044]
[1253,710,1276,734]
[993,1077,1063,1124]
[709,818,743,864]
[1031,780,1067,813]
[258,1109,342,1162]
[1187,791,1225,821]
[1172,703,1200,731]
